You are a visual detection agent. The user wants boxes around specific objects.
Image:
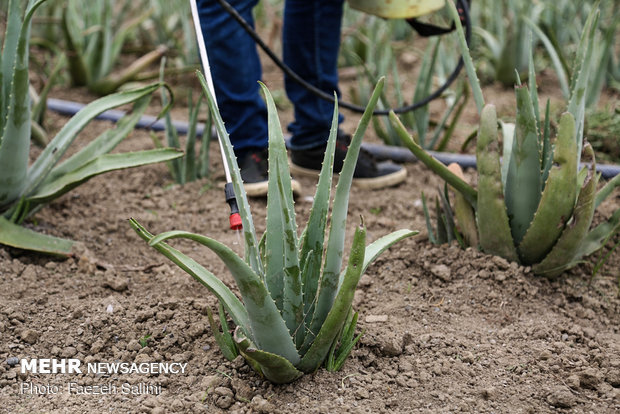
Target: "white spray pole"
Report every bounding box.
[189,0,242,230]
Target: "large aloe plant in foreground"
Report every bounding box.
[0,0,183,256]
[393,1,619,277]
[130,76,417,383]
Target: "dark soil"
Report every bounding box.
[1,46,619,413]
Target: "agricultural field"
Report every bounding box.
[0,0,619,412]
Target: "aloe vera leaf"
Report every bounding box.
[504,85,542,245]
[158,59,182,183]
[435,196,449,243]
[472,26,501,59]
[540,100,553,188]
[594,173,620,209]
[527,35,540,134]
[61,1,89,86]
[146,230,300,364]
[421,192,438,244]
[532,146,599,277]
[298,224,365,373]
[518,112,578,265]
[413,38,440,147]
[447,0,485,114]
[24,83,168,199]
[476,104,519,262]
[25,149,183,207]
[430,85,465,151]
[129,218,251,334]
[234,328,302,384]
[574,208,620,261]
[567,8,599,163]
[523,17,570,99]
[0,0,47,207]
[32,53,66,126]
[330,312,363,372]
[206,305,237,361]
[108,7,154,77]
[499,121,515,188]
[184,94,202,182]
[353,229,418,284]
[91,46,168,95]
[260,83,302,339]
[391,111,478,208]
[299,95,339,316]
[0,215,73,256]
[197,71,263,277]
[1,0,23,126]
[197,110,211,179]
[309,79,383,342]
[45,94,153,184]
[447,164,479,248]
[587,18,617,107]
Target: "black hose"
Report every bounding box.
[214,0,472,115]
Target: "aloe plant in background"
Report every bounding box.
[0,0,183,256]
[150,59,211,184]
[343,14,467,150]
[61,0,167,95]
[131,76,417,383]
[393,1,620,277]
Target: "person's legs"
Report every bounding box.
[284,0,407,189]
[283,0,345,150]
[197,0,268,157]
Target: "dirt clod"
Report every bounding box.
[546,388,577,408]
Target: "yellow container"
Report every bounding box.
[347,0,445,19]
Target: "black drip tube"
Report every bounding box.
[45,97,620,179]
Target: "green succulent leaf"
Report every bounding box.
[504,85,542,245]
[197,71,263,277]
[339,228,418,289]
[45,94,153,184]
[206,304,238,361]
[391,111,477,208]
[234,328,303,384]
[129,219,251,334]
[532,145,599,277]
[0,0,47,207]
[446,0,484,113]
[146,230,300,365]
[476,105,519,262]
[308,78,384,345]
[25,149,183,208]
[518,112,578,265]
[24,83,169,200]
[0,215,73,256]
[595,173,620,209]
[260,83,302,341]
[567,7,599,162]
[299,94,339,318]
[298,224,366,373]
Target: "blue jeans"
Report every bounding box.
[197,0,345,156]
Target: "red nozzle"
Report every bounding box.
[229,213,243,231]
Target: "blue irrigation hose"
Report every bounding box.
[46,97,620,179]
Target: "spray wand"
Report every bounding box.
[189,0,242,231]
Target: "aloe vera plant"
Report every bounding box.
[150,59,210,184]
[131,76,417,383]
[392,1,620,277]
[61,0,166,95]
[0,0,183,256]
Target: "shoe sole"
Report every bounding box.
[289,162,407,190]
[244,179,302,198]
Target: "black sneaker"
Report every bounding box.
[238,149,301,197]
[289,130,407,189]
